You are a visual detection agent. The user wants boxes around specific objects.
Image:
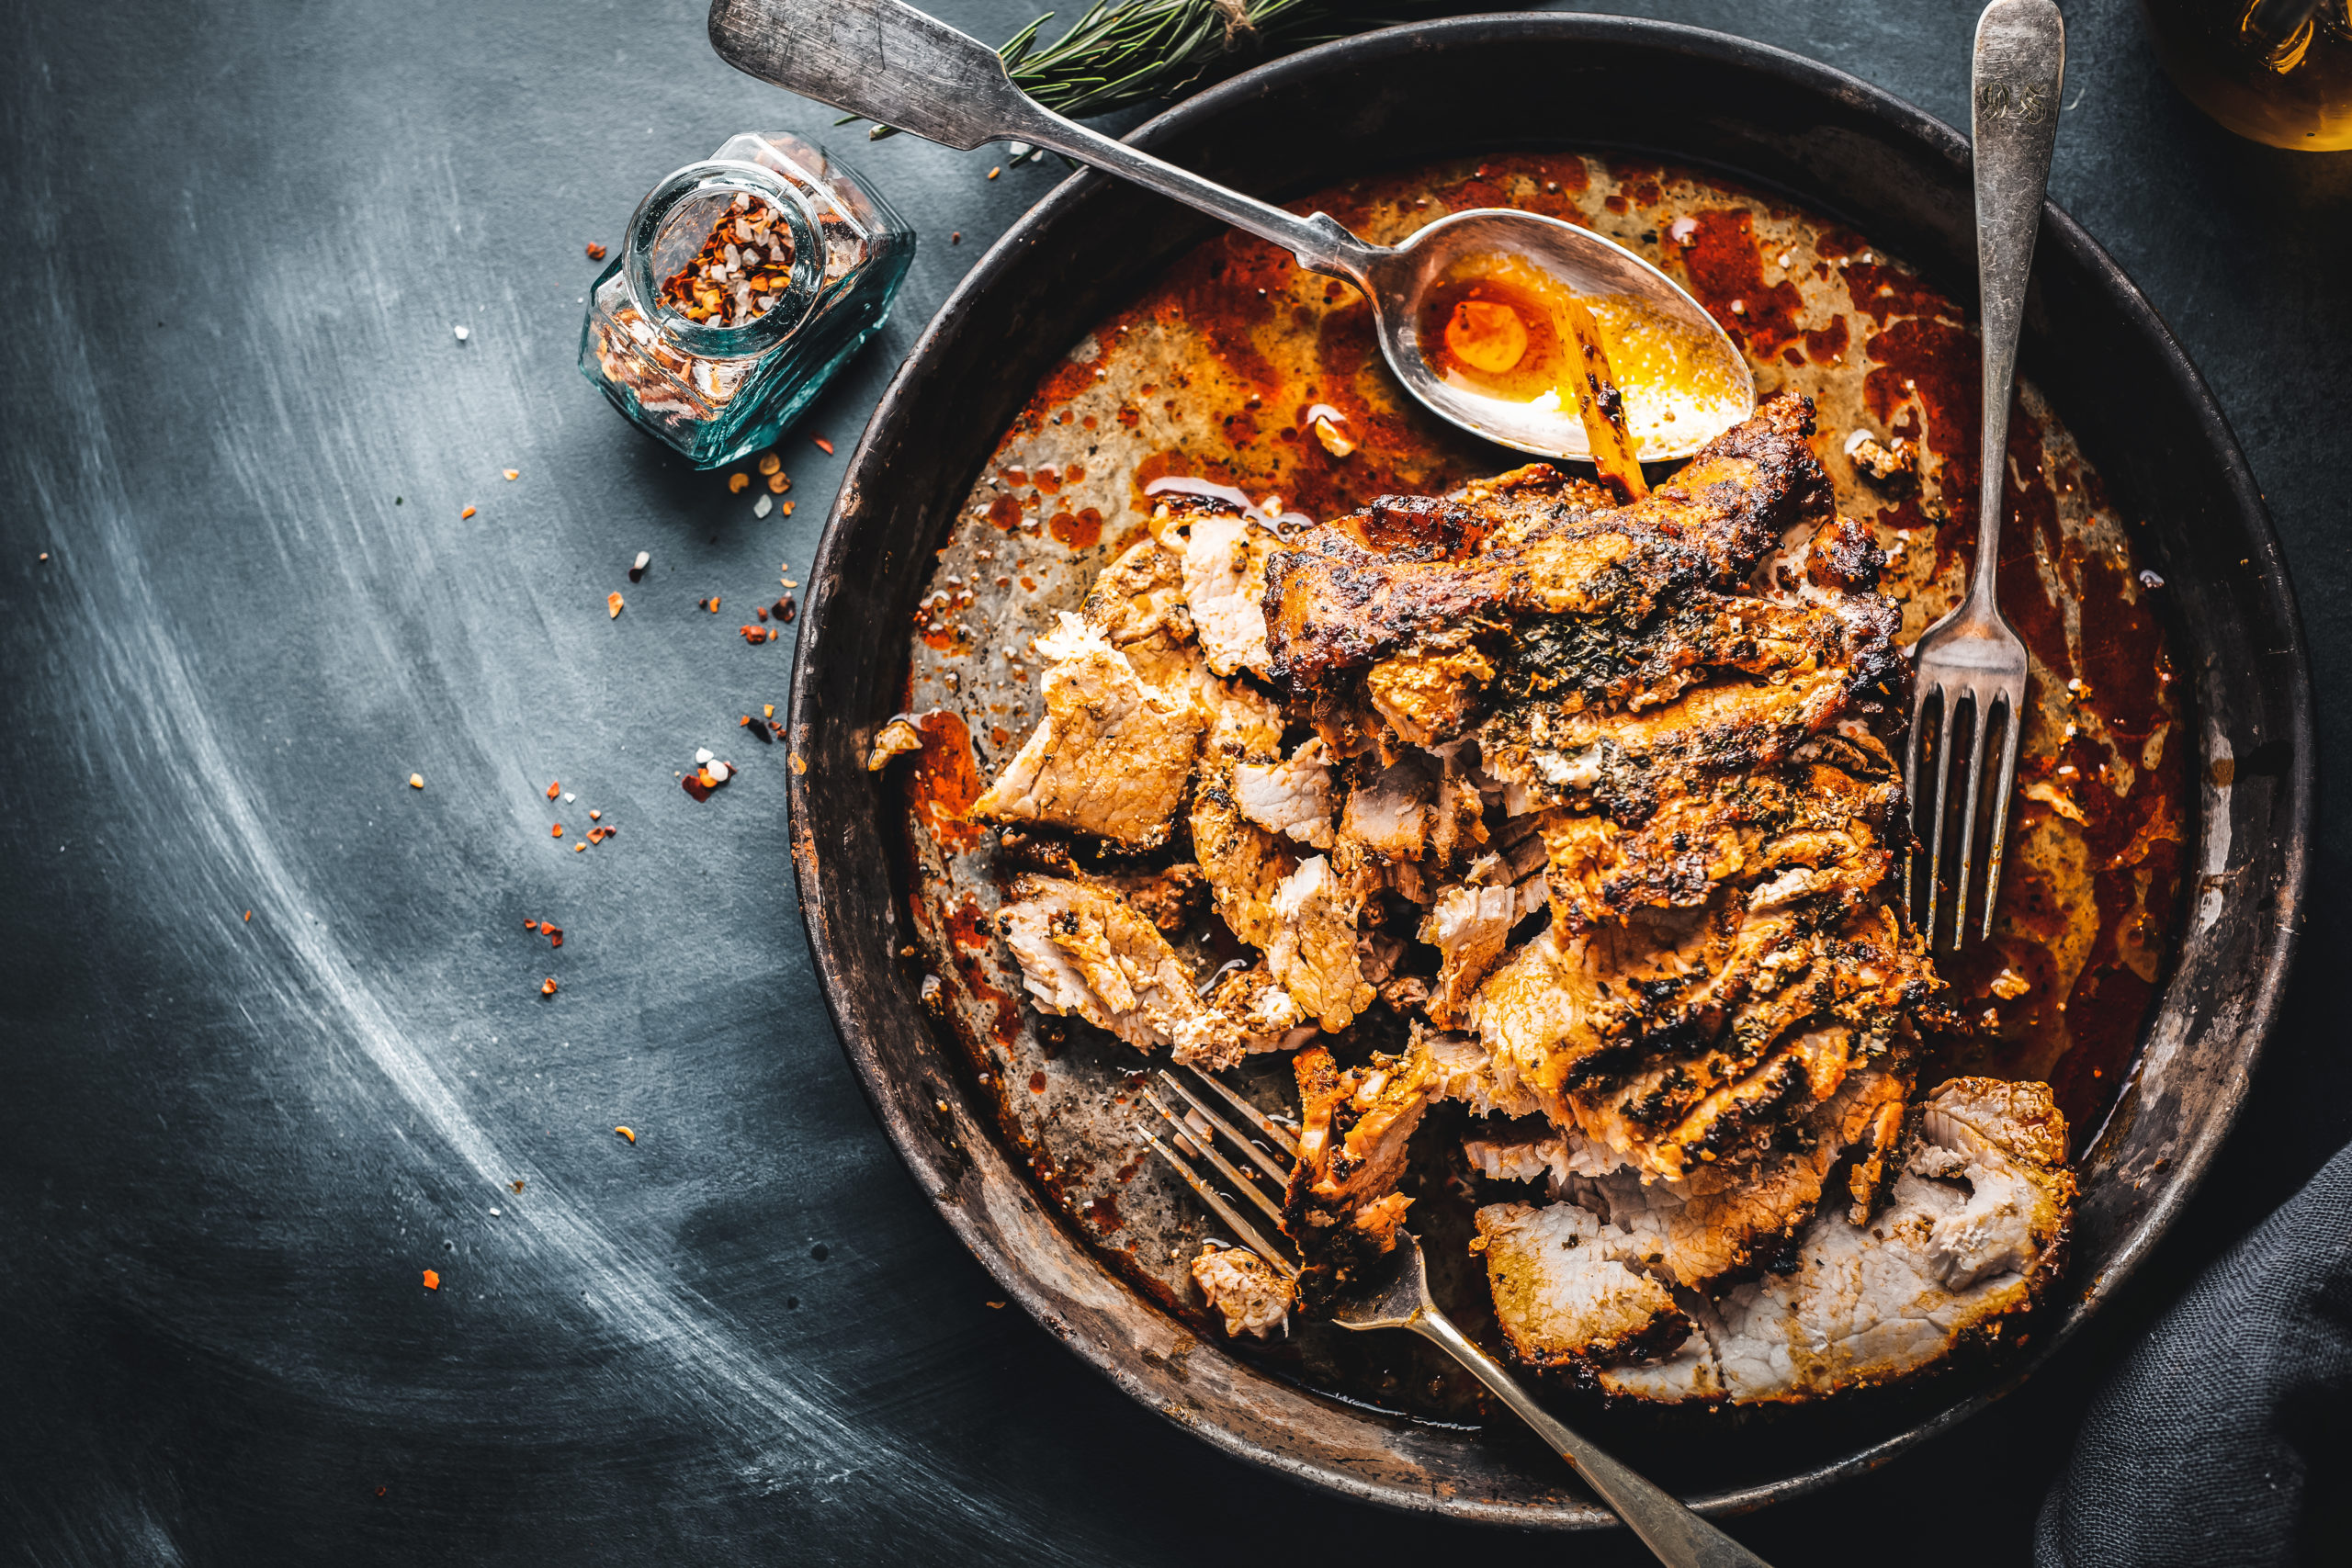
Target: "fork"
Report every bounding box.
[1143,1066,1772,1567]
[1903,0,2065,951]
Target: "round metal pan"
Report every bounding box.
[785,13,2312,1525]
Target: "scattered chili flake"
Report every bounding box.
[754,605,770,622]
[588,808,601,820]
[546,781,560,799]
[600,824,616,838]
[408,773,424,789]
[778,596,797,623]
[757,453,781,475]
[779,501,794,517]
[503,468,519,481]
[608,591,625,618]
[741,625,769,644]
[573,842,585,852]
[586,827,606,843]
[422,1269,440,1290]
[525,919,539,931]
[586,242,607,261]
[707,597,720,612]
[545,924,564,948]
[615,1125,636,1144]
[729,473,750,493]
[812,435,834,455]
[951,231,962,245]
[551,823,564,838]
[541,976,558,995]
[460,505,476,519]
[988,166,1001,179]
[376,1487,387,1498]
[763,704,775,718]
[243,909,252,921]
[510,1179,526,1194]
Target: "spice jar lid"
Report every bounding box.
[623,159,827,359]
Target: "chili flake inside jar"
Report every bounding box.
[657,194,796,329]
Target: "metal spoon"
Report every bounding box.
[707,0,1757,463]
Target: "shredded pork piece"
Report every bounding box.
[1192,1245,1295,1339]
[972,616,1204,849]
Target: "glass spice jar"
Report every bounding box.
[580,131,915,468]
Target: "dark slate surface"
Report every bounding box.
[3,0,2347,1561]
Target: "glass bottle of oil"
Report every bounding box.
[2141,0,2352,149]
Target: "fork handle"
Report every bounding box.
[1409,1308,1773,1567]
[705,0,1381,281]
[1966,0,2064,622]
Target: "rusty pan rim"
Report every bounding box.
[786,11,2313,1528]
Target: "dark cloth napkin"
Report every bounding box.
[2035,1138,2352,1565]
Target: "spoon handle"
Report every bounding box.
[707,0,1381,282]
[1408,1306,1774,1568]
[1966,0,2064,622]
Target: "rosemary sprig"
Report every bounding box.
[860,0,1451,134]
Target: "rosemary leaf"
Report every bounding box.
[855,0,1453,131]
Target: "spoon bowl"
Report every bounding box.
[1364,208,1757,462]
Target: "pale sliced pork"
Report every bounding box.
[972,617,1204,850]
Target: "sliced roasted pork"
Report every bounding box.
[1693,1077,2074,1402]
[995,874,1285,1066]
[1419,882,1521,1025]
[1263,394,1837,755]
[1265,855,1372,1032]
[1475,1200,1692,1370]
[1232,740,1336,849]
[1192,1244,1295,1339]
[1283,1043,1440,1300]
[972,616,1204,850]
[1174,509,1281,679]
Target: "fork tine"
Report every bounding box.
[1144,1089,1287,1227]
[1923,683,1960,947]
[1903,681,1935,920]
[1161,1068,1295,1177]
[1180,1063,1302,1161]
[1979,689,2024,942]
[1141,1131,1297,1278]
[1948,682,1994,952]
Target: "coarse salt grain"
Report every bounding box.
[754,493,773,518]
[707,761,730,784]
[695,748,715,765]
[633,550,650,572]
[563,792,576,803]
[453,325,469,341]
